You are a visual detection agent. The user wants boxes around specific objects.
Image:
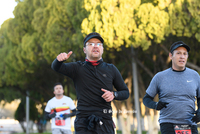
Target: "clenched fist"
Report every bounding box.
[101,88,114,102]
[57,51,73,62]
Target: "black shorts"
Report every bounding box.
[160,123,198,134]
[74,117,115,134]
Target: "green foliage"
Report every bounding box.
[0,87,21,103]
[0,0,80,108]
[81,0,170,51]
[134,3,169,44]
[82,0,140,50]
[168,0,200,38]
[15,98,40,121]
[15,99,26,122]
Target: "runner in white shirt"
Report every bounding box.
[45,82,76,134]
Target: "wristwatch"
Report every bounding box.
[112,91,118,98]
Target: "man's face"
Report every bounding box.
[83,38,104,61]
[169,47,188,71]
[54,85,64,96]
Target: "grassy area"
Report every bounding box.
[117,130,161,134]
[15,132,53,134]
[16,131,161,134]
[117,130,146,134]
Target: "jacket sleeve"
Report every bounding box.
[51,58,64,71]
[51,58,78,78]
[64,108,76,118]
[45,111,51,120]
[112,65,129,100]
[143,93,157,109]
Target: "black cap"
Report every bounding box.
[170,41,190,53]
[83,32,104,47]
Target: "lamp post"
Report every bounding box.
[26,91,29,134]
[131,46,142,134]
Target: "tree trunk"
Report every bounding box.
[126,114,131,134]
[36,118,47,133]
[19,121,26,133]
[29,120,34,132]
[118,115,127,134]
[146,111,159,134]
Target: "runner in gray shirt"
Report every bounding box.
[143,41,200,134]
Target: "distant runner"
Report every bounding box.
[45,82,76,134]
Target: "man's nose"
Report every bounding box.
[180,54,186,58]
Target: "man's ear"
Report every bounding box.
[169,52,172,60]
[83,47,86,54]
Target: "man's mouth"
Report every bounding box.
[179,60,185,63]
[93,50,99,53]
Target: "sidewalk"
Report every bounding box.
[0,119,23,133]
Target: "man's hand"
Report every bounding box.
[49,109,56,119]
[101,88,114,102]
[62,114,70,120]
[156,101,169,110]
[57,51,73,62]
[192,110,200,123]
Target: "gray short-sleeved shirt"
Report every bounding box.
[146,67,200,125]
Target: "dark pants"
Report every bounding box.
[74,116,114,134]
[160,123,198,134]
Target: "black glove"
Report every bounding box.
[62,114,70,120]
[49,109,56,119]
[192,110,200,123]
[156,101,169,110]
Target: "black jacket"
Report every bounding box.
[51,59,129,118]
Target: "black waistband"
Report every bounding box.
[76,110,112,120]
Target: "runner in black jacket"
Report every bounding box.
[51,32,129,134]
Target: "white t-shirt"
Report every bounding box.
[45,96,76,130]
